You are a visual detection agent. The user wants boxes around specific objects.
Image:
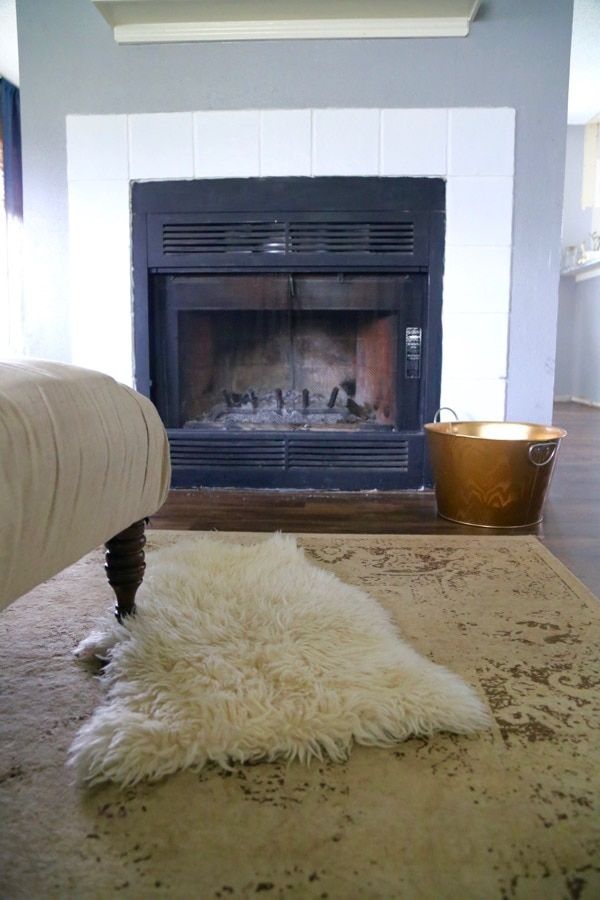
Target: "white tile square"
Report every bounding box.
[260,110,311,176]
[446,177,513,246]
[194,111,260,178]
[443,245,512,314]
[440,377,506,421]
[70,270,133,386]
[66,115,128,181]
[68,179,130,257]
[128,113,194,180]
[312,109,380,176]
[68,180,133,384]
[448,108,515,176]
[381,109,447,176]
[442,312,509,379]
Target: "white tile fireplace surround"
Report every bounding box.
[66,107,515,421]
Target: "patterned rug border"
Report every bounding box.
[147,530,599,606]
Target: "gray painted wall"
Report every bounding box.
[554,275,577,397]
[555,126,600,405]
[569,276,600,404]
[16,0,573,423]
[561,126,593,250]
[556,273,600,404]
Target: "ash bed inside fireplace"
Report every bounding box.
[133,177,444,489]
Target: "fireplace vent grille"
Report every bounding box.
[161,220,415,256]
[287,438,409,469]
[168,433,409,472]
[169,436,286,468]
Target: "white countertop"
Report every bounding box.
[561,255,600,282]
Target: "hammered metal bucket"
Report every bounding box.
[425,414,567,528]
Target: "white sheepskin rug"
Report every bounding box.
[70,534,490,786]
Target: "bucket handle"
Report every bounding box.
[434,407,459,423]
[528,442,557,467]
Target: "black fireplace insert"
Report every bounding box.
[132,177,444,489]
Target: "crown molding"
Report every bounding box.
[92,1,481,44]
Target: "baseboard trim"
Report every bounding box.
[572,396,600,408]
[554,395,600,408]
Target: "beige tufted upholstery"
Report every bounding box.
[0,360,170,610]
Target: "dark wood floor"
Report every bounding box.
[152,402,600,596]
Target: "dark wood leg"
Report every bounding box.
[104,519,147,622]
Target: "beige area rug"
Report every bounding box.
[1,532,599,900]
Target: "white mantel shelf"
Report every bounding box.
[92,0,481,44]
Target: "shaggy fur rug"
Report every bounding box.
[71,534,489,785]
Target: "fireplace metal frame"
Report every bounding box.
[132,177,445,490]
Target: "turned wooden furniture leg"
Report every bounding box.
[104,519,147,621]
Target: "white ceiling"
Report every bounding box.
[0,0,18,85]
[569,0,600,124]
[0,1,597,122]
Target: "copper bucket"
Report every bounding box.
[425,414,567,528]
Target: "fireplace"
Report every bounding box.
[133,177,444,489]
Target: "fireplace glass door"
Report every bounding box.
[150,272,424,434]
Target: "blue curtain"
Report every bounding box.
[0,78,23,219]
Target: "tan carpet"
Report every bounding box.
[1,532,599,900]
